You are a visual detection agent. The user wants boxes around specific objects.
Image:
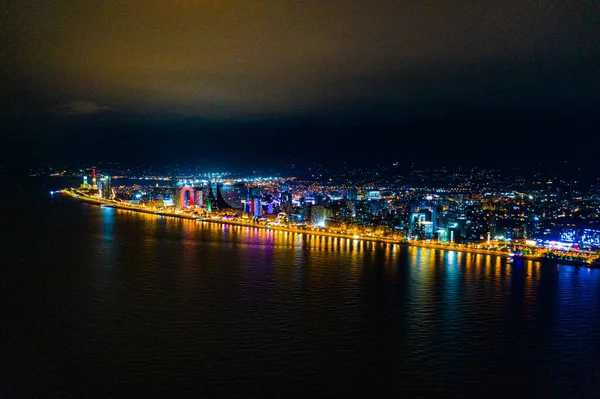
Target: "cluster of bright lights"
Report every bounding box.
[175,176,281,187]
[537,239,574,249]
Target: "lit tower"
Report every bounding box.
[91,167,98,190]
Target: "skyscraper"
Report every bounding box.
[100,176,112,199]
[309,204,326,227]
[252,197,262,218]
[91,167,98,190]
[354,201,373,225]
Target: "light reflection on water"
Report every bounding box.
[3,200,600,398]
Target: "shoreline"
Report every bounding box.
[60,190,599,268]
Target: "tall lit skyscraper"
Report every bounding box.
[91,167,98,190]
[100,176,112,199]
[309,204,326,227]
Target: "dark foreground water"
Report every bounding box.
[2,178,600,397]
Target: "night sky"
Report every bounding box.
[1,1,599,168]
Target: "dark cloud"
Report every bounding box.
[2,1,599,116]
[0,1,599,166]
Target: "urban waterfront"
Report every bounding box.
[56,164,600,267]
[3,2,600,396]
[2,179,600,397]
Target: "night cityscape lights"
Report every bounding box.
[59,164,600,266]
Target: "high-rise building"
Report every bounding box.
[309,204,326,227]
[281,191,292,206]
[220,182,247,209]
[180,186,195,208]
[242,186,263,217]
[100,176,112,199]
[409,213,428,239]
[195,189,203,209]
[91,167,98,190]
[215,183,233,210]
[252,198,262,218]
[207,184,219,211]
[354,201,373,225]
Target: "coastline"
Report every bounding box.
[60,189,599,268]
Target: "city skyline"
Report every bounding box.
[55,162,600,256]
[48,161,599,272]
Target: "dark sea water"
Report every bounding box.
[2,178,600,398]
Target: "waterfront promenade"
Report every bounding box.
[61,189,599,266]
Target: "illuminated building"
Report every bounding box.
[343,200,355,218]
[275,212,289,225]
[220,182,248,209]
[91,167,98,190]
[163,197,174,207]
[309,204,326,227]
[242,186,262,217]
[367,190,381,200]
[410,213,428,239]
[447,223,460,243]
[131,190,143,203]
[251,197,262,217]
[214,183,233,210]
[281,191,292,206]
[195,189,203,209]
[100,176,112,199]
[437,228,449,243]
[422,221,434,239]
[354,201,372,225]
[180,186,195,209]
[207,184,219,211]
